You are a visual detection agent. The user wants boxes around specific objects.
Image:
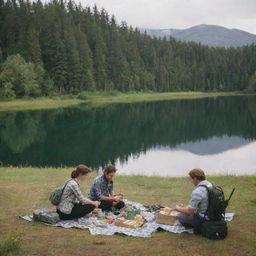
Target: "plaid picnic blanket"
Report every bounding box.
[20,200,235,238]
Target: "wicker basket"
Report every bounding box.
[155,213,178,225]
[115,218,144,229]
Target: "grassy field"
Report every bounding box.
[0,91,254,112]
[0,167,255,256]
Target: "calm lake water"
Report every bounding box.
[0,96,256,177]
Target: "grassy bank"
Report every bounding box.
[0,167,255,256]
[0,91,254,112]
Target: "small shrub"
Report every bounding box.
[77,91,90,100]
[59,94,76,100]
[106,90,121,96]
[0,82,16,99]
[0,233,22,256]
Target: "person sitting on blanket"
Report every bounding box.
[56,165,100,220]
[88,165,125,212]
[174,168,212,228]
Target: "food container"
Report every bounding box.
[160,207,172,215]
[115,217,144,229]
[155,210,179,225]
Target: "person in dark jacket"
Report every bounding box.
[88,165,125,212]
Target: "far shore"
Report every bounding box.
[0,91,255,112]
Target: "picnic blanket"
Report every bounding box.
[20,200,235,238]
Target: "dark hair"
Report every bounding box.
[104,165,117,175]
[71,164,91,178]
[189,168,206,181]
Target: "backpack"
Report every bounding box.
[33,208,60,224]
[201,220,228,240]
[49,179,71,206]
[199,184,235,221]
[194,185,235,240]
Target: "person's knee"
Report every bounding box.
[57,209,71,220]
[88,204,96,212]
[178,213,188,225]
[178,213,184,223]
[178,213,195,228]
[82,204,95,215]
[99,200,113,211]
[115,201,125,210]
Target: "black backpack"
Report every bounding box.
[194,184,235,239]
[200,220,228,240]
[199,184,235,221]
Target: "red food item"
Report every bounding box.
[102,219,113,224]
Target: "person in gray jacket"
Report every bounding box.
[56,165,99,220]
[175,168,212,228]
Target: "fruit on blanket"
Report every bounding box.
[135,215,143,222]
[127,208,141,220]
[102,219,113,224]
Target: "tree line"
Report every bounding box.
[0,0,256,99]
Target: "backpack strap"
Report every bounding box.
[73,178,80,187]
[197,184,211,219]
[198,184,210,190]
[60,179,72,200]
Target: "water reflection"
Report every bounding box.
[116,138,256,177]
[0,96,255,176]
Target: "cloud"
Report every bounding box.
[44,0,256,33]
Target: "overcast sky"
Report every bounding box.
[71,0,256,34]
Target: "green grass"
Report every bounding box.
[0,91,254,112]
[0,233,23,256]
[0,167,255,256]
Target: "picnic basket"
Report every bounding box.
[155,212,178,225]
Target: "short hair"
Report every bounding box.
[104,165,117,174]
[189,168,206,181]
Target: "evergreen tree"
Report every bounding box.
[75,30,95,91]
[0,0,255,98]
[93,31,108,90]
[247,72,256,92]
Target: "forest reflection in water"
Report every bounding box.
[0,95,256,176]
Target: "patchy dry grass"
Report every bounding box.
[0,98,84,112]
[0,167,255,256]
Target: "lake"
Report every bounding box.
[0,95,256,177]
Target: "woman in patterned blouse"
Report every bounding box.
[56,165,99,220]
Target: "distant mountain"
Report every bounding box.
[173,136,251,155]
[140,24,256,47]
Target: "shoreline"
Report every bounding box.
[0,91,254,112]
[0,166,255,178]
